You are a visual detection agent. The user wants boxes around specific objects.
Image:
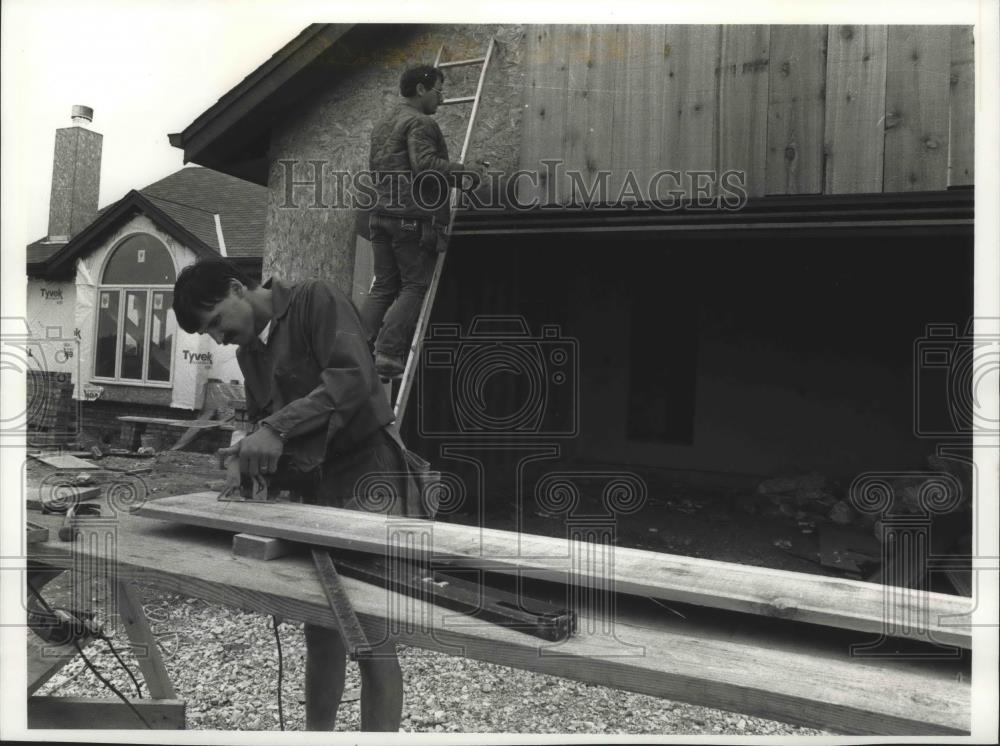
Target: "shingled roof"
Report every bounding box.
[27,166,266,277]
[140,167,266,258]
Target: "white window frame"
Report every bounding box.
[92,285,175,387]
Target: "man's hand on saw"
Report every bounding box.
[217,426,284,477]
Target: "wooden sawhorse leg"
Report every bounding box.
[115,580,176,700]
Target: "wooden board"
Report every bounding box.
[824,25,888,193]
[718,25,771,198]
[518,24,571,206]
[28,511,970,734]
[137,493,972,649]
[562,25,620,204]
[766,25,827,194]
[232,533,293,561]
[32,454,99,470]
[117,416,231,430]
[883,26,951,191]
[28,696,185,729]
[116,581,176,699]
[25,485,102,512]
[948,25,975,187]
[663,26,721,201]
[611,25,667,202]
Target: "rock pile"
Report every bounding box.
[755,455,972,543]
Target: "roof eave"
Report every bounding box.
[170,23,354,176]
[44,191,218,276]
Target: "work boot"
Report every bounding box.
[375,352,405,379]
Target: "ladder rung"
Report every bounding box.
[442,96,476,105]
[438,56,487,69]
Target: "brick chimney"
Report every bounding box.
[47,105,102,241]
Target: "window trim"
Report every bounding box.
[92,287,176,388]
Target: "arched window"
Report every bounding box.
[93,234,177,384]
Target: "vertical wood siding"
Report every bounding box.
[883,26,951,192]
[718,25,771,198]
[766,26,827,195]
[518,24,974,202]
[948,26,975,187]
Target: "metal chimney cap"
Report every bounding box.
[70,105,94,123]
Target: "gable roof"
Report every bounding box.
[28,166,267,278]
[168,23,388,184]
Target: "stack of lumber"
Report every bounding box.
[128,493,972,735]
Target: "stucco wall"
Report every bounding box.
[265,24,526,288]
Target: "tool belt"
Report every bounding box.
[269,424,439,519]
[382,423,439,518]
[371,212,449,253]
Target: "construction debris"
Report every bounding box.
[31,454,100,470]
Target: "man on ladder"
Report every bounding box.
[361,64,485,380]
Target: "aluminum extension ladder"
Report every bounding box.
[384,36,497,426]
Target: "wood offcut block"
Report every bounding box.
[232,533,292,561]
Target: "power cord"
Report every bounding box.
[272,615,285,731]
[100,635,144,699]
[27,582,152,729]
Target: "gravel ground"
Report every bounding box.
[35,584,828,736]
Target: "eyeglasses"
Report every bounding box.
[430,86,444,98]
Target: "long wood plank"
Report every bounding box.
[28,696,185,729]
[883,26,951,191]
[948,25,975,187]
[718,25,771,198]
[765,25,827,194]
[824,25,888,193]
[137,493,972,649]
[28,512,969,734]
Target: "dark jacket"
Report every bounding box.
[369,101,465,221]
[237,278,394,473]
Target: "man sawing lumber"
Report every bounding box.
[173,257,430,731]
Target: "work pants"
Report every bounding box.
[360,213,436,360]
